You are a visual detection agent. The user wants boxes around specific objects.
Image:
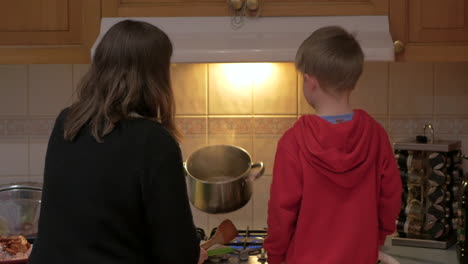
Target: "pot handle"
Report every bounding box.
[183,162,188,176]
[247,162,265,181]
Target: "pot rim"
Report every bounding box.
[184,144,253,184]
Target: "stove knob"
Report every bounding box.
[258,248,267,262]
[240,249,249,261]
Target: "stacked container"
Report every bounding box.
[392,135,462,249]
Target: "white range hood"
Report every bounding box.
[93,16,395,62]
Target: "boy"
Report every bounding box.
[264,26,402,264]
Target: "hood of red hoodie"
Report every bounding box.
[293,110,378,188]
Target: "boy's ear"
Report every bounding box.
[304,74,318,90]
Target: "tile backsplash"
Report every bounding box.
[0,62,468,232]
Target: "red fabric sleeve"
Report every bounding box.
[378,134,402,245]
[265,133,303,264]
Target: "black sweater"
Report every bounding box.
[28,110,200,264]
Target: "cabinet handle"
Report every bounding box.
[246,0,259,10]
[394,40,405,54]
[229,0,243,10]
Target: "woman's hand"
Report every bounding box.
[198,247,208,264]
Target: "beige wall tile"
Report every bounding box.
[208,200,253,231]
[29,138,48,176]
[29,175,44,183]
[0,138,28,176]
[180,135,206,161]
[0,176,30,185]
[253,135,280,176]
[72,64,90,91]
[208,135,253,155]
[172,64,207,115]
[298,73,316,115]
[434,63,468,116]
[389,62,434,117]
[29,65,73,116]
[253,176,272,229]
[72,64,90,101]
[208,64,252,115]
[190,204,209,232]
[351,62,389,115]
[253,63,297,115]
[0,65,28,116]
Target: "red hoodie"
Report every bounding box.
[264,110,402,264]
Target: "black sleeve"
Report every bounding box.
[141,134,200,264]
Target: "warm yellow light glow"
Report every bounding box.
[220,63,274,86]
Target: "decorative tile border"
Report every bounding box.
[374,118,388,131]
[5,119,27,135]
[208,117,253,135]
[254,117,296,135]
[2,118,55,136]
[388,118,434,135]
[27,119,55,136]
[0,120,5,136]
[175,117,206,135]
[433,118,468,134]
[1,116,466,139]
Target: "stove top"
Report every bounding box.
[201,228,268,264]
[205,255,267,264]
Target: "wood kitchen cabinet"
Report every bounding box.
[390,0,468,61]
[102,0,388,17]
[0,0,100,64]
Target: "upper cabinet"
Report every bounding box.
[102,0,388,17]
[3,0,468,63]
[390,0,468,61]
[0,0,100,64]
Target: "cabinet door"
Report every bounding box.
[390,0,468,61]
[103,0,229,17]
[103,0,388,17]
[409,0,468,42]
[0,0,100,63]
[261,0,388,16]
[0,0,98,45]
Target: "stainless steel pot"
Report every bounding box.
[0,182,42,240]
[185,145,264,214]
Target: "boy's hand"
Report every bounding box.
[198,247,208,264]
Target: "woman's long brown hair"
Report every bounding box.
[64,20,180,142]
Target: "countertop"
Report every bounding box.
[205,237,459,264]
[381,238,458,264]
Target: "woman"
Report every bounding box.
[28,20,207,264]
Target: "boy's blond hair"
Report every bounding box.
[295,26,364,95]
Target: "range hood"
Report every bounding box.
[93,16,394,63]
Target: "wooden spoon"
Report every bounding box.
[201,219,238,250]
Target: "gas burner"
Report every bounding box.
[208,226,267,255]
